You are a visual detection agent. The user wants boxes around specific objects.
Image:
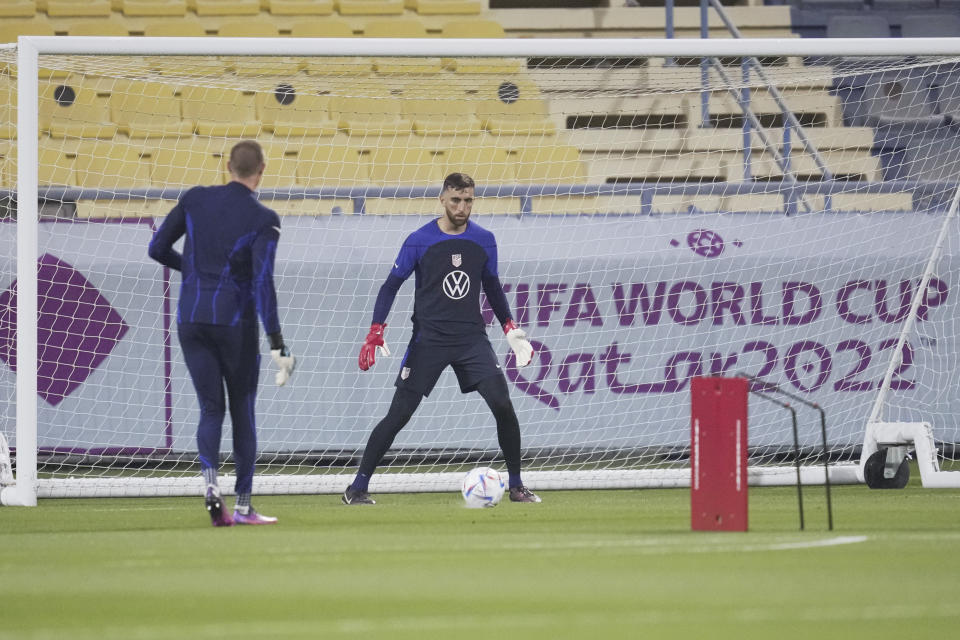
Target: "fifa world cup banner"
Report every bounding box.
[0,211,956,454]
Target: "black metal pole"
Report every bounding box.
[748,388,805,531]
[743,374,833,531]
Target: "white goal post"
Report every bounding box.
[3,35,960,504]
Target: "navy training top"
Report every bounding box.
[148,181,282,335]
[371,219,513,347]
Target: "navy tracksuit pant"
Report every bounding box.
[178,321,260,495]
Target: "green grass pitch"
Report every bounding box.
[2,475,958,639]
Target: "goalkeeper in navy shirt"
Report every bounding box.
[148,140,295,527]
[343,173,541,505]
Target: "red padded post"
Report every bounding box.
[691,376,748,532]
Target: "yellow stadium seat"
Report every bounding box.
[367,141,443,185]
[120,1,188,17]
[441,18,504,38]
[400,85,484,137]
[404,0,481,15]
[363,197,440,215]
[39,81,118,139]
[67,18,131,36]
[296,144,368,186]
[258,86,338,136]
[257,141,300,189]
[290,18,354,37]
[264,0,333,14]
[142,19,206,36]
[443,144,515,184]
[0,2,37,18]
[363,18,427,38]
[0,80,15,139]
[110,81,193,138]
[331,94,413,136]
[471,78,555,135]
[46,0,112,17]
[336,0,403,15]
[31,143,78,186]
[151,138,228,187]
[74,140,152,189]
[180,86,260,136]
[191,0,260,15]
[514,144,587,184]
[363,19,442,74]
[0,21,56,44]
[440,19,523,74]
[266,198,357,215]
[216,19,279,37]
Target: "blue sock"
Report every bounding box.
[352,473,371,492]
[509,473,522,489]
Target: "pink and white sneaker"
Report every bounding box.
[232,508,278,525]
[205,487,234,528]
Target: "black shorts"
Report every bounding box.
[395,338,504,397]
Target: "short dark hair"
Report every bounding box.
[229,140,264,179]
[442,172,475,192]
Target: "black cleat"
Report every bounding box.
[508,486,542,503]
[341,485,376,505]
[205,486,234,527]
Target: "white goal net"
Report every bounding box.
[1,37,959,502]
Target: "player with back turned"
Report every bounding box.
[148,140,296,527]
[343,172,541,505]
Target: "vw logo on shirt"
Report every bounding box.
[442,270,470,299]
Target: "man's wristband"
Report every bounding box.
[268,331,285,351]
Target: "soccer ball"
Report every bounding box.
[461,467,505,509]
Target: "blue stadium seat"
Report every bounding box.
[900,13,960,38]
[825,14,891,38]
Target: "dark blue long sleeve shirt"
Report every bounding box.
[371,219,513,346]
[148,181,282,335]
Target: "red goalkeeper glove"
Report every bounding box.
[503,319,534,368]
[358,323,390,371]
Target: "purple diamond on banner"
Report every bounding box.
[0,253,129,406]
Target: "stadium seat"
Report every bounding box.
[257,140,300,189]
[363,19,443,74]
[363,197,440,215]
[0,79,14,139]
[900,13,960,38]
[474,80,556,136]
[404,0,481,15]
[264,0,334,15]
[39,80,118,139]
[120,1,188,17]
[530,195,643,215]
[367,141,442,185]
[443,144,515,184]
[37,143,78,186]
[191,0,260,15]
[0,1,37,18]
[180,86,260,136]
[0,21,56,44]
[74,140,152,190]
[291,20,373,76]
[289,18,354,37]
[216,19,280,37]
[825,14,891,39]
[566,128,684,153]
[400,84,485,137]
[151,137,228,187]
[828,192,914,212]
[66,17,132,36]
[142,19,206,36]
[856,71,940,125]
[331,93,413,136]
[440,19,523,74]
[514,144,587,184]
[258,85,339,136]
[296,143,368,185]
[110,80,193,138]
[45,0,112,17]
[585,151,726,184]
[335,0,404,15]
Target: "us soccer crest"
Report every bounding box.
[401,367,411,380]
[452,254,462,267]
